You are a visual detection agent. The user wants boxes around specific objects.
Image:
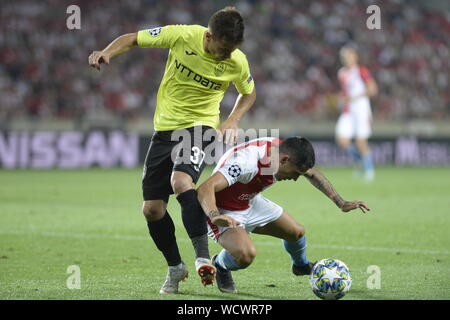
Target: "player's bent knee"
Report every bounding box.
[297,225,305,239]
[236,246,256,268]
[171,174,194,195]
[286,225,305,242]
[142,202,166,222]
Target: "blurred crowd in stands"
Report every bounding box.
[1,0,449,127]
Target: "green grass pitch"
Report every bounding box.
[1,167,449,300]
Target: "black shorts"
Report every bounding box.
[142,126,216,202]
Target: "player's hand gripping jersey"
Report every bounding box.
[137,25,254,131]
[213,137,282,211]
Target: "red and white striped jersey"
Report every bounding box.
[338,65,373,113]
[213,137,282,211]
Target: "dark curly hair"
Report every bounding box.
[208,7,244,45]
[279,137,316,170]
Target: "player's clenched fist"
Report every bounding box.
[88,51,110,70]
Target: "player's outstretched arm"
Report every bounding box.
[88,33,138,70]
[197,172,240,227]
[303,168,370,214]
[219,87,256,145]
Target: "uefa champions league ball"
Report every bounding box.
[309,258,352,300]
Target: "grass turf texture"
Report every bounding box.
[0,167,449,300]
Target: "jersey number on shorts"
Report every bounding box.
[190,146,205,172]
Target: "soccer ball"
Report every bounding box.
[309,258,352,300]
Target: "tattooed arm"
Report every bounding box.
[197,172,241,227]
[303,168,370,213]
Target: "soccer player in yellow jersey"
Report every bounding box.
[88,7,256,294]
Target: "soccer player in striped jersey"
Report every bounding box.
[335,45,378,182]
[88,7,256,294]
[197,136,370,293]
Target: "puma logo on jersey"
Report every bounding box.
[185,50,197,55]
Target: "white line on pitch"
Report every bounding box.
[1,229,449,256]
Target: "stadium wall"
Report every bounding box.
[1,131,450,169]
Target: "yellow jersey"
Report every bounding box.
[137,25,254,131]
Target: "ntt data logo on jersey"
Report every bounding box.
[175,59,222,90]
[149,27,162,37]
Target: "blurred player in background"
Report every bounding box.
[335,45,378,182]
[197,137,370,293]
[88,7,256,294]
